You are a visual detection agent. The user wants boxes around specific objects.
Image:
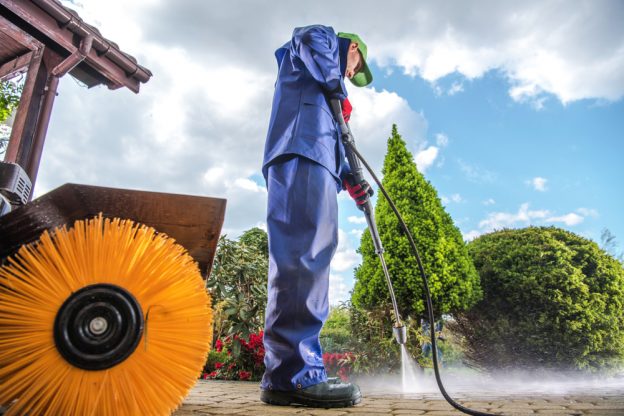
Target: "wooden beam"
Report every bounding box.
[0,51,32,80]
[3,46,47,170]
[0,9,42,50]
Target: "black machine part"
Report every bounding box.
[0,161,32,206]
[0,194,11,216]
[53,283,144,371]
[330,98,498,416]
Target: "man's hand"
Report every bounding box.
[342,97,352,122]
[343,173,373,206]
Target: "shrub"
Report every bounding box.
[320,306,352,352]
[207,228,268,340]
[454,227,624,372]
[347,303,400,375]
[203,350,228,374]
[203,331,265,381]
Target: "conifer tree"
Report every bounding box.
[352,125,481,321]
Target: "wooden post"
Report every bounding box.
[3,47,47,169]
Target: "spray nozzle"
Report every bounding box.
[393,324,407,345]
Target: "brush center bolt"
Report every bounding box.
[54,283,144,371]
[89,317,108,335]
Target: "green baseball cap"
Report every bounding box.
[337,32,373,87]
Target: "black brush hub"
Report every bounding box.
[54,283,144,370]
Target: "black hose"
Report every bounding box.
[344,141,500,416]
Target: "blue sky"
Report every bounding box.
[348,65,623,242]
[335,65,623,302]
[26,0,624,304]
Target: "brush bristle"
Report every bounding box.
[0,215,213,415]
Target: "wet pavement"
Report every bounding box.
[173,379,624,415]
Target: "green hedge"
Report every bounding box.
[454,227,624,372]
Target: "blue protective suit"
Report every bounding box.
[262,24,351,188]
[261,25,351,391]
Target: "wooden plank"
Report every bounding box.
[0,183,228,278]
[0,51,32,80]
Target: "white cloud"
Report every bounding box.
[546,213,584,226]
[331,229,361,273]
[332,250,360,273]
[528,176,548,192]
[370,1,624,104]
[479,203,550,231]
[350,228,364,238]
[435,133,449,147]
[415,146,439,173]
[475,203,597,235]
[37,2,431,238]
[329,273,350,305]
[36,0,620,244]
[463,230,482,241]
[329,233,359,304]
[233,178,265,193]
[348,87,428,176]
[347,215,367,224]
[441,193,463,204]
[458,159,497,183]
[448,82,465,96]
[483,198,496,206]
[576,207,599,218]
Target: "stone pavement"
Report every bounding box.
[174,379,624,416]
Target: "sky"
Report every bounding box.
[22,0,624,304]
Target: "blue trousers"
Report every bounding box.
[262,156,338,391]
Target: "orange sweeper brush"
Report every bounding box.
[0,215,213,415]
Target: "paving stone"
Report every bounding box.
[302,409,349,415]
[392,410,426,415]
[173,380,624,416]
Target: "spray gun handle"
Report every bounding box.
[329,99,367,186]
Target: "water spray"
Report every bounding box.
[330,99,498,416]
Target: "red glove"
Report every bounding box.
[342,97,352,123]
[343,174,373,206]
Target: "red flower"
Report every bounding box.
[253,351,265,365]
[215,339,224,352]
[337,366,350,382]
[228,363,236,370]
[238,370,252,381]
[215,362,224,369]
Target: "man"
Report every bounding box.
[260,25,373,408]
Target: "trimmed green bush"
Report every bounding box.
[455,226,624,372]
[352,125,482,321]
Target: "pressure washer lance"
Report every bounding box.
[330,98,499,416]
[329,99,407,345]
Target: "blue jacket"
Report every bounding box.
[262,25,351,189]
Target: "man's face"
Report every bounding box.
[345,42,363,80]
